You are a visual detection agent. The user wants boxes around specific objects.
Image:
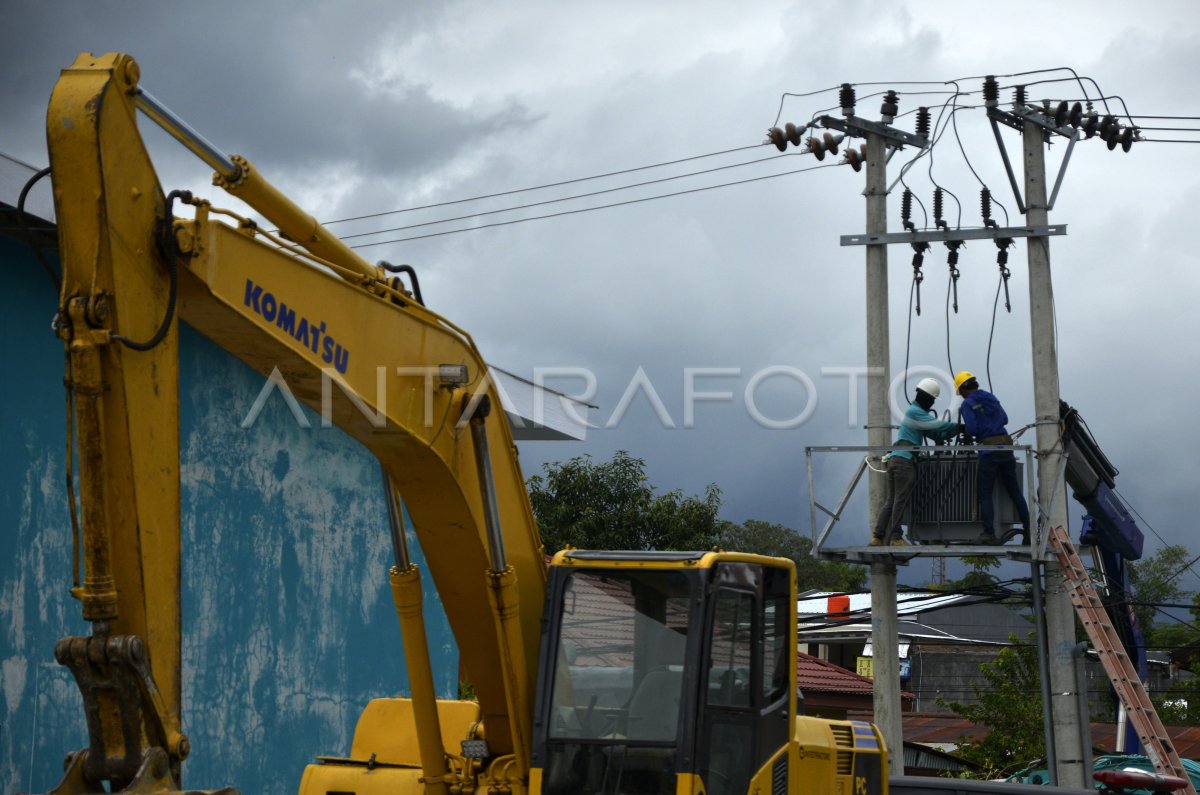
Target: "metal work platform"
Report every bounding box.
[827,541,1033,564]
[806,443,1038,564]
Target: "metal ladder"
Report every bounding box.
[1047,524,1196,795]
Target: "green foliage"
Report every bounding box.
[718,519,866,592]
[527,453,866,593]
[1151,620,1200,654]
[528,451,723,553]
[1153,664,1200,724]
[933,555,1001,591]
[1129,545,1192,648]
[937,632,1045,779]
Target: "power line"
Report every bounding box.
[1113,487,1200,589]
[340,149,795,241]
[349,161,839,248]
[321,143,766,227]
[334,71,1199,250]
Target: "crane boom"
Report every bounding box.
[45,52,543,792]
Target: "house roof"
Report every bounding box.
[798,590,975,618]
[851,711,1200,761]
[797,591,1025,648]
[796,652,917,712]
[797,651,876,695]
[796,619,1008,650]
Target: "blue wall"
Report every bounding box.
[0,235,459,793]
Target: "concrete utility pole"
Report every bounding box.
[864,129,903,777]
[1023,119,1086,789]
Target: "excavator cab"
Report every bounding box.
[531,551,796,795]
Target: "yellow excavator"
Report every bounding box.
[32,52,887,795]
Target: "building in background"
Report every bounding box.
[799,590,1030,712]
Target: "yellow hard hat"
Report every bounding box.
[954,370,976,391]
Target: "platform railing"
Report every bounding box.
[804,443,1046,561]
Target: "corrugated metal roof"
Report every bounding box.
[490,365,593,441]
[798,590,973,617]
[903,742,980,773]
[797,620,1007,650]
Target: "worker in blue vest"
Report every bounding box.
[870,378,960,547]
[955,370,1032,545]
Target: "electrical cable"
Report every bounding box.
[1160,552,1200,590]
[953,67,1100,113]
[948,86,1010,227]
[851,82,961,90]
[1118,600,1200,612]
[1146,605,1200,638]
[349,161,839,248]
[798,586,1033,632]
[985,275,1003,392]
[110,190,185,351]
[336,72,1175,244]
[16,166,60,291]
[1018,85,1129,121]
[927,83,964,228]
[904,277,916,404]
[321,143,767,227]
[951,86,987,189]
[340,149,795,241]
[945,273,955,376]
[1116,488,1200,587]
[771,85,843,127]
[890,96,976,200]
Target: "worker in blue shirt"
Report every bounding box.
[870,378,959,546]
[955,370,1032,545]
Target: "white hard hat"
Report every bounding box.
[915,378,941,399]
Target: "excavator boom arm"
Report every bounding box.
[46,52,544,792]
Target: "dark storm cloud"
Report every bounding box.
[8,0,1200,589]
[2,1,538,179]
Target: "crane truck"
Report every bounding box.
[31,52,887,795]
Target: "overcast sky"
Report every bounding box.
[6,1,1200,588]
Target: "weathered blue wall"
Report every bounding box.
[0,234,459,793]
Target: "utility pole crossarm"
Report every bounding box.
[840,225,1066,246]
[819,114,929,150]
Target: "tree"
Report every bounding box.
[528,452,867,594]
[938,632,1045,779]
[933,554,1002,591]
[528,451,723,553]
[1154,662,1200,725]
[718,519,866,592]
[1128,545,1193,649]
